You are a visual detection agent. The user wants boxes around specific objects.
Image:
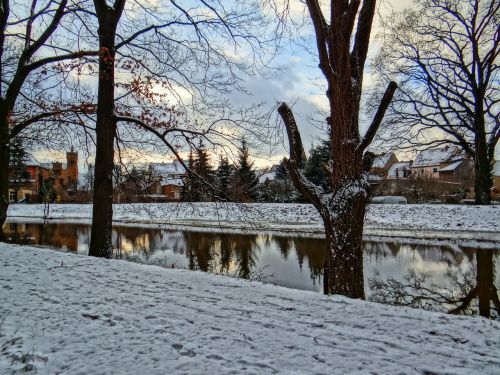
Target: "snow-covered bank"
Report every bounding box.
[1,244,499,374]
[7,203,500,241]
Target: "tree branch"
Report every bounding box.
[358,81,397,152]
[25,50,98,72]
[350,0,376,83]
[305,0,335,82]
[278,102,323,209]
[21,0,68,64]
[114,114,227,201]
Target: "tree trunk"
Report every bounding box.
[473,107,491,205]
[476,251,494,318]
[0,100,10,228]
[277,1,395,300]
[474,150,491,205]
[322,192,366,298]
[88,15,117,258]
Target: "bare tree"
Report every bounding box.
[88,0,125,257]
[0,0,96,226]
[87,0,275,257]
[374,0,499,204]
[278,0,397,298]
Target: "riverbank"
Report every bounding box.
[1,243,499,374]
[7,203,500,241]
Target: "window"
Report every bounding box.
[9,191,16,202]
[432,167,438,173]
[69,160,74,166]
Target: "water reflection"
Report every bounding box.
[2,220,499,317]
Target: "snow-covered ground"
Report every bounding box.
[7,203,500,241]
[1,244,499,374]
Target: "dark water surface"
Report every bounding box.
[3,220,499,317]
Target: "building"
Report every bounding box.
[410,146,469,180]
[436,159,474,183]
[149,160,187,201]
[41,149,79,192]
[367,152,399,184]
[370,152,399,178]
[258,171,276,184]
[387,161,412,179]
[9,150,79,203]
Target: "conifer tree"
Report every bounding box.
[183,141,214,201]
[8,139,30,202]
[304,140,331,192]
[232,140,259,202]
[216,154,234,195]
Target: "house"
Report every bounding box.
[410,146,468,180]
[9,150,79,203]
[370,152,399,178]
[387,161,412,179]
[436,159,474,183]
[149,160,187,201]
[258,171,276,184]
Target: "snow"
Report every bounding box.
[372,153,392,168]
[387,161,411,177]
[1,243,499,374]
[438,160,463,172]
[258,172,276,184]
[367,174,383,181]
[7,203,500,241]
[150,160,186,175]
[412,146,463,167]
[160,177,184,187]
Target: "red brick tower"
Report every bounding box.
[66,148,78,190]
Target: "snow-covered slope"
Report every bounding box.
[0,244,499,374]
[7,203,500,240]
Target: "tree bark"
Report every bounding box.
[0,100,10,228]
[322,197,366,298]
[474,118,491,205]
[279,102,379,299]
[88,8,119,258]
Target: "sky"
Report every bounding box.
[30,0,498,173]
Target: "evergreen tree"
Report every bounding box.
[304,140,331,192]
[183,141,214,201]
[232,140,259,202]
[216,154,234,197]
[274,158,302,202]
[9,139,30,202]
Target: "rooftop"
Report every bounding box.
[387,161,411,177]
[258,171,276,184]
[372,153,394,169]
[150,160,186,176]
[412,146,463,168]
[437,160,463,172]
